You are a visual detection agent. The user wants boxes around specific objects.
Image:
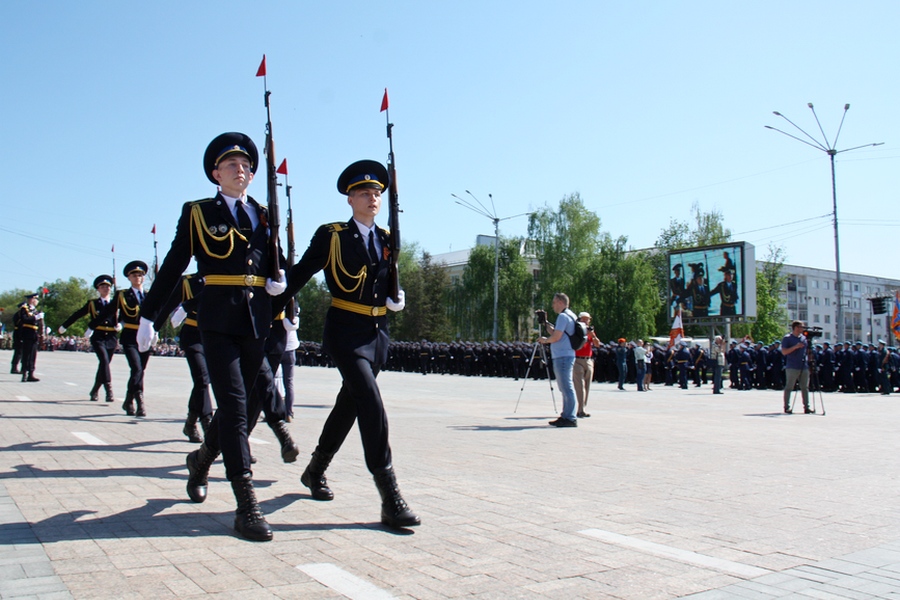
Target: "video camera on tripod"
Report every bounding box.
[802,326,823,339]
[535,309,548,325]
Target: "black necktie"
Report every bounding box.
[367,230,378,264]
[136,291,143,304]
[236,200,253,234]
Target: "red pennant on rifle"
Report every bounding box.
[276,158,288,175]
[151,224,156,235]
[380,88,389,112]
[42,287,49,295]
[111,244,115,253]
[256,55,267,77]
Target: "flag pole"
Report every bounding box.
[111,244,117,290]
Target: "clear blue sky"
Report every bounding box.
[2,1,897,294]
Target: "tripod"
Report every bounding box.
[789,347,826,416]
[514,341,557,414]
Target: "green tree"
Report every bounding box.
[295,278,330,342]
[0,289,33,335]
[391,251,452,342]
[40,278,93,336]
[733,245,789,343]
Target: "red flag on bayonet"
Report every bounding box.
[111,244,115,253]
[42,287,49,295]
[256,55,267,77]
[151,224,156,235]
[276,158,288,175]
[380,88,389,112]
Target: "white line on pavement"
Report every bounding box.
[64,381,77,386]
[248,436,270,445]
[579,528,770,579]
[72,432,108,446]
[15,396,31,402]
[297,563,394,600]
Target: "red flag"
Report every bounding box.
[380,88,389,112]
[42,287,49,295]
[892,291,900,341]
[111,244,115,253]
[256,55,267,77]
[276,158,288,175]
[151,224,156,235]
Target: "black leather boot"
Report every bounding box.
[122,391,135,416]
[21,372,27,382]
[269,420,299,463]
[89,382,101,401]
[135,391,146,417]
[231,474,272,542]
[300,450,335,501]
[26,372,39,382]
[103,383,115,403]
[185,441,219,503]
[373,465,420,528]
[183,412,202,443]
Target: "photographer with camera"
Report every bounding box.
[537,293,579,428]
[780,320,813,414]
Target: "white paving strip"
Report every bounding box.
[72,432,108,446]
[64,381,78,386]
[14,395,31,402]
[579,528,770,579]
[248,436,270,445]
[297,563,394,600]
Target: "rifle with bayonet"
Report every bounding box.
[257,55,282,280]
[382,88,401,301]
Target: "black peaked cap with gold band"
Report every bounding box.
[203,132,260,185]
[93,274,114,289]
[123,261,148,278]
[337,160,389,195]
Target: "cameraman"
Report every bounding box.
[780,320,813,414]
[538,293,578,428]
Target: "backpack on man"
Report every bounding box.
[564,309,588,350]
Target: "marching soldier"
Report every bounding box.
[16,293,42,382]
[279,159,419,529]
[58,274,119,402]
[10,298,26,374]
[137,132,286,542]
[100,260,152,416]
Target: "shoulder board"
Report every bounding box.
[190,197,217,206]
[326,222,347,233]
[378,225,391,235]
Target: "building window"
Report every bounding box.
[825,315,831,324]
[825,331,831,340]
[813,279,819,288]
[813,314,820,323]
[825,298,831,306]
[813,297,820,306]
[825,281,830,290]
[853,299,859,309]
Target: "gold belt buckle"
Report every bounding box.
[244,275,254,287]
[371,306,379,316]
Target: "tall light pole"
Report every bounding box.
[766,103,882,342]
[452,191,530,342]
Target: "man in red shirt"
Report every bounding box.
[573,312,601,418]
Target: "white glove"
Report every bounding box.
[84,328,93,339]
[58,326,66,334]
[282,316,299,331]
[35,312,44,320]
[265,269,286,296]
[170,305,188,328]
[386,289,405,312]
[137,317,157,352]
[115,322,123,332]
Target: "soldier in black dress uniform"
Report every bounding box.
[280,159,419,529]
[58,274,119,402]
[137,132,286,542]
[10,299,26,374]
[710,269,739,316]
[17,294,42,382]
[106,260,151,416]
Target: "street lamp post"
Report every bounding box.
[452,191,530,342]
[766,103,882,342]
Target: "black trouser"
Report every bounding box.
[317,353,391,474]
[122,344,150,396]
[90,334,117,387]
[20,336,37,373]
[201,330,266,482]
[183,341,213,418]
[11,331,22,370]
[248,352,287,431]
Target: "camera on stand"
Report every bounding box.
[535,309,548,325]
[803,326,823,339]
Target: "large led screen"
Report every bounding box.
[668,242,756,321]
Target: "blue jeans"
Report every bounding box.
[552,355,577,421]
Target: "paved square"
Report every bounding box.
[2,350,899,599]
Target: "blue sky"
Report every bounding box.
[1,1,897,294]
